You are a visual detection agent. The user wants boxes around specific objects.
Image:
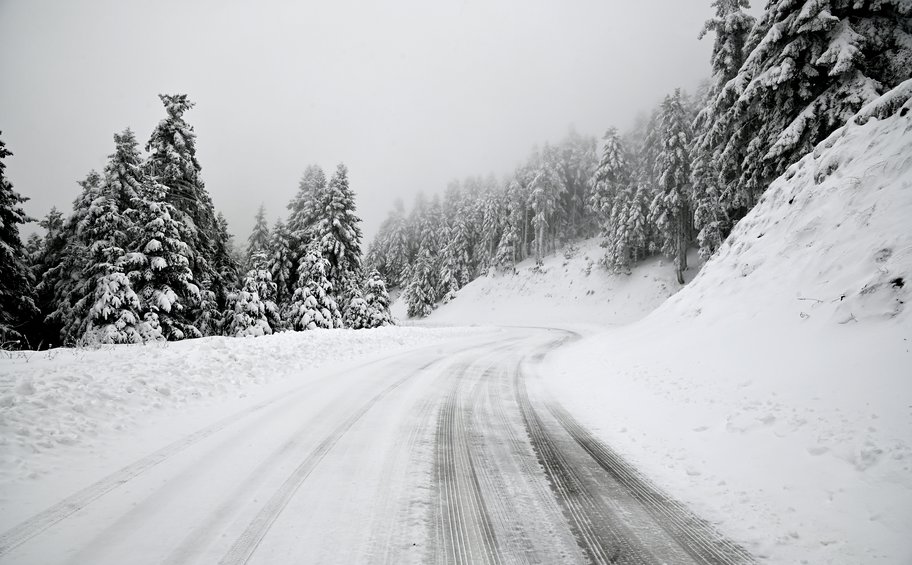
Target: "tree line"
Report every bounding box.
[366,0,911,317]
[0,95,392,348]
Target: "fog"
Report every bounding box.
[0,0,744,244]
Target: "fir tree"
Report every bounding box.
[29,207,68,346]
[692,0,756,259]
[0,134,38,343]
[227,255,279,337]
[648,89,694,285]
[83,272,162,344]
[589,128,631,224]
[45,171,103,343]
[529,144,566,260]
[287,242,342,330]
[405,247,437,318]
[246,204,271,269]
[317,163,364,284]
[266,219,294,307]
[145,94,219,331]
[365,199,409,288]
[124,179,201,340]
[287,164,327,242]
[205,212,241,335]
[703,0,912,215]
[76,132,161,344]
[363,270,394,327]
[314,163,364,317]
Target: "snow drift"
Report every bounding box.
[544,82,912,564]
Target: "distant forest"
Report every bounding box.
[367,0,911,317]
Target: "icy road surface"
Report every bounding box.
[0,328,752,565]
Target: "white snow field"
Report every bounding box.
[393,237,699,328]
[542,84,912,564]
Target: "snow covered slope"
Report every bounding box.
[392,238,697,328]
[544,82,912,564]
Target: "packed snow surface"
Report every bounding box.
[543,85,912,563]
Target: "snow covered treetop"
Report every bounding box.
[158,94,195,119]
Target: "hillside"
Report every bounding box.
[392,238,698,328]
[542,82,912,563]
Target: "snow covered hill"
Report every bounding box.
[392,238,698,328]
[543,82,912,564]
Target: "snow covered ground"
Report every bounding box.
[393,238,698,328]
[542,85,912,563]
[0,327,476,489]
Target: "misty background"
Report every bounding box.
[0,0,757,243]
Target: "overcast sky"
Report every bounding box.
[0,0,757,245]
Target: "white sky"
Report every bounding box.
[0,0,757,244]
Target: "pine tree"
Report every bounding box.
[364,199,409,288]
[405,247,438,318]
[704,0,912,215]
[45,171,103,343]
[529,144,566,260]
[105,129,145,215]
[29,208,68,346]
[648,89,694,285]
[227,255,278,337]
[123,179,201,340]
[315,163,364,315]
[479,188,506,269]
[82,272,162,344]
[145,94,219,332]
[589,128,631,224]
[287,164,327,242]
[606,178,651,273]
[205,212,241,335]
[317,164,364,281]
[692,0,756,259]
[363,270,394,327]
[286,164,327,284]
[246,204,271,269]
[287,242,342,330]
[0,134,38,343]
[76,132,161,344]
[266,219,294,307]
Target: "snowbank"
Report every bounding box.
[544,84,912,563]
[0,327,474,484]
[393,238,697,328]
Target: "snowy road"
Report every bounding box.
[0,328,752,564]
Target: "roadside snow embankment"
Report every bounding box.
[544,84,912,564]
[395,238,695,328]
[0,326,473,484]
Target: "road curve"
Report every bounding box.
[0,327,753,565]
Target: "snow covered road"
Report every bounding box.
[0,328,752,564]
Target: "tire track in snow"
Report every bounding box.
[434,386,503,565]
[546,402,754,565]
[217,349,486,565]
[513,364,650,565]
[432,343,529,565]
[0,339,480,560]
[512,328,754,564]
[0,392,282,558]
